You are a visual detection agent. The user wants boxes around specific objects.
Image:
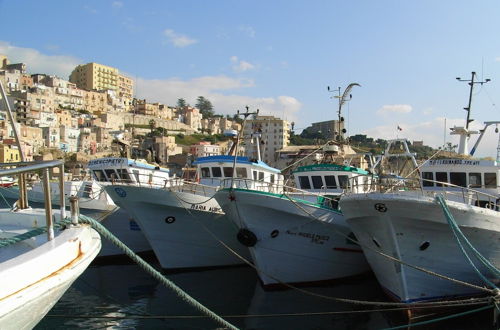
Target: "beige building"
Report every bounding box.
[190,141,221,158]
[84,90,108,115]
[69,62,133,100]
[243,115,290,165]
[0,143,20,163]
[154,136,182,164]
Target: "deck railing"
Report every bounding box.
[0,160,68,240]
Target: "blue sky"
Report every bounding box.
[0,0,499,157]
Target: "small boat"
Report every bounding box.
[0,160,101,329]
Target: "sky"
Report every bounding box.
[0,0,499,157]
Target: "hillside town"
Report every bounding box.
[0,54,443,181]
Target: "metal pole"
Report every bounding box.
[465,72,475,129]
[17,173,25,209]
[69,196,79,225]
[42,168,54,241]
[59,164,66,220]
[0,80,25,161]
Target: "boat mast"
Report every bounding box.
[453,72,490,155]
[327,83,360,142]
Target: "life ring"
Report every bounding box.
[237,228,257,247]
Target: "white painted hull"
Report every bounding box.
[104,185,251,269]
[214,189,369,286]
[98,207,153,257]
[340,192,500,303]
[0,208,101,329]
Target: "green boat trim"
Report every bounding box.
[293,163,370,176]
[220,187,343,214]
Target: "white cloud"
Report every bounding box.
[377,104,412,115]
[83,5,98,14]
[230,56,255,72]
[135,75,301,121]
[363,117,497,158]
[239,25,256,38]
[163,29,197,48]
[112,1,123,8]
[0,41,81,78]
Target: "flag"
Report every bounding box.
[397,125,402,131]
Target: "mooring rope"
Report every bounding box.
[76,214,239,330]
[435,194,500,287]
[219,188,493,308]
[279,190,495,295]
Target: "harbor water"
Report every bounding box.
[34,261,495,329]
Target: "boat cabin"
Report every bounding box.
[87,157,172,187]
[194,155,283,191]
[420,159,500,203]
[293,164,373,194]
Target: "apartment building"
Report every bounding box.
[69,62,133,101]
[243,115,290,165]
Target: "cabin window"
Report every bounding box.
[299,176,311,189]
[311,176,323,189]
[253,170,257,180]
[324,175,337,189]
[338,175,349,189]
[422,172,434,187]
[485,173,497,188]
[435,172,448,187]
[450,172,466,187]
[223,167,234,177]
[258,172,265,181]
[468,173,482,188]
[201,167,211,178]
[212,167,222,177]
[236,167,247,178]
[93,170,106,182]
[105,169,117,181]
[82,183,92,198]
[270,174,275,184]
[133,170,140,182]
[118,169,132,183]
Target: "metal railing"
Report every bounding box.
[0,160,69,241]
[343,175,500,210]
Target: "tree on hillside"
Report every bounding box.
[177,98,187,109]
[195,96,214,119]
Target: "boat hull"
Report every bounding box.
[105,185,250,269]
[214,189,369,287]
[339,192,500,303]
[0,208,101,329]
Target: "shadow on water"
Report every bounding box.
[34,262,497,330]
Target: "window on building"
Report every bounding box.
[223,167,234,177]
[485,173,497,188]
[299,176,311,189]
[212,167,222,177]
[338,175,350,189]
[201,167,211,178]
[311,176,323,189]
[270,174,275,184]
[253,170,257,180]
[422,172,434,187]
[468,173,482,188]
[450,172,467,187]
[236,167,247,178]
[324,175,337,188]
[258,172,264,181]
[435,172,448,187]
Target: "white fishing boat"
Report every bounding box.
[215,160,372,287]
[86,157,172,258]
[0,160,101,329]
[103,154,262,269]
[340,111,500,303]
